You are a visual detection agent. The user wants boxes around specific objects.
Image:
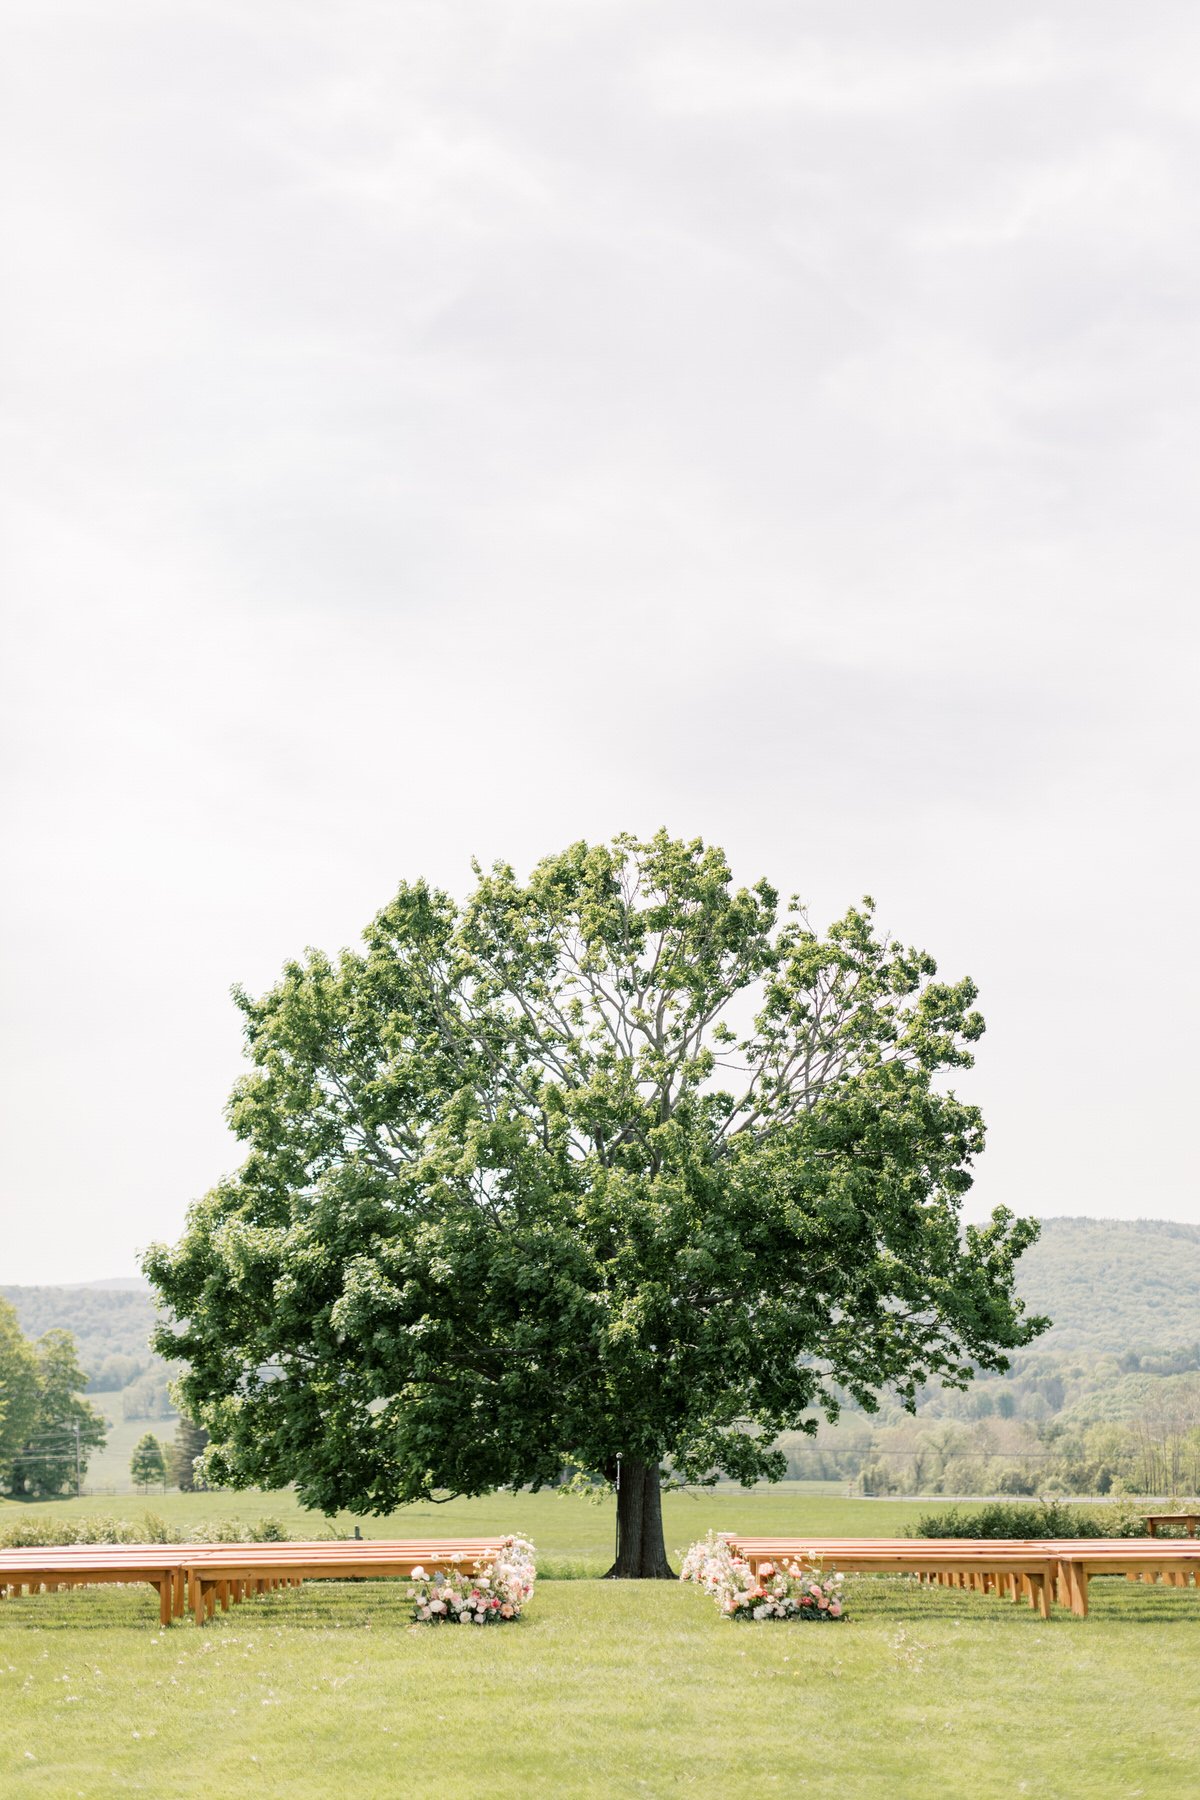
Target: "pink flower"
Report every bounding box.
[758,1562,774,1578]
[829,1601,842,1617]
[500,1603,514,1618]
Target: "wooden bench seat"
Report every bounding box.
[179,1540,508,1625]
[0,1539,509,1627]
[1143,1513,1200,1537]
[725,1538,1064,1618]
[0,1550,184,1627]
[723,1536,1200,1619]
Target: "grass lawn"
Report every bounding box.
[3,1486,1196,1796]
[2,1573,1198,1798]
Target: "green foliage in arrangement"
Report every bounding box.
[908,1499,1159,1539]
[129,1432,166,1490]
[145,831,1045,1576]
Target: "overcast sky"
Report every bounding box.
[2,1,1197,1284]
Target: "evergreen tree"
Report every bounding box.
[130,1431,167,1490]
[170,1415,210,1491]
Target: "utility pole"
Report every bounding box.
[74,1421,81,1499]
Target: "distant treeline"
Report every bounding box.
[0,1284,178,1421]
[771,1216,1200,1496]
[8,1215,1200,1486]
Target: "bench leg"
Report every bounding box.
[1072,1562,1093,1620]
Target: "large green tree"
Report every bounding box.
[2,1324,107,1498]
[0,1298,40,1488]
[146,833,1046,1575]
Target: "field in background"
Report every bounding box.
[1,1481,981,1574]
[77,1416,174,1497]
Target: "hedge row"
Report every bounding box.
[906,1499,1190,1540]
[0,1512,300,1548]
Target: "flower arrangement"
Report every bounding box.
[407,1534,536,1625]
[681,1532,846,1621]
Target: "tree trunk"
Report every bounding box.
[603,1459,676,1579]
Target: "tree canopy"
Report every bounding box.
[0,1298,40,1486]
[146,832,1046,1573]
[0,1303,107,1498]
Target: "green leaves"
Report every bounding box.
[0,1312,107,1498]
[145,831,1045,1516]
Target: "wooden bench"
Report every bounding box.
[725,1537,1065,1619]
[1031,1540,1200,1617]
[724,1536,1200,1620]
[1144,1513,1200,1537]
[180,1540,508,1625]
[0,1549,184,1627]
[0,1539,509,1628]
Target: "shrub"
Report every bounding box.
[184,1516,292,1544]
[907,1499,1162,1540]
[0,1512,293,1548]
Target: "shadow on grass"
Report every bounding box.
[844,1573,1200,1628]
[4,1573,1199,1632]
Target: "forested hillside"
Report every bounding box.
[0,1281,176,1419]
[1013,1217,1200,1352]
[781,1218,1200,1495]
[6,1217,1199,1487]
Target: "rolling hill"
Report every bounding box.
[1012,1217,1200,1353]
[5,1216,1199,1401]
